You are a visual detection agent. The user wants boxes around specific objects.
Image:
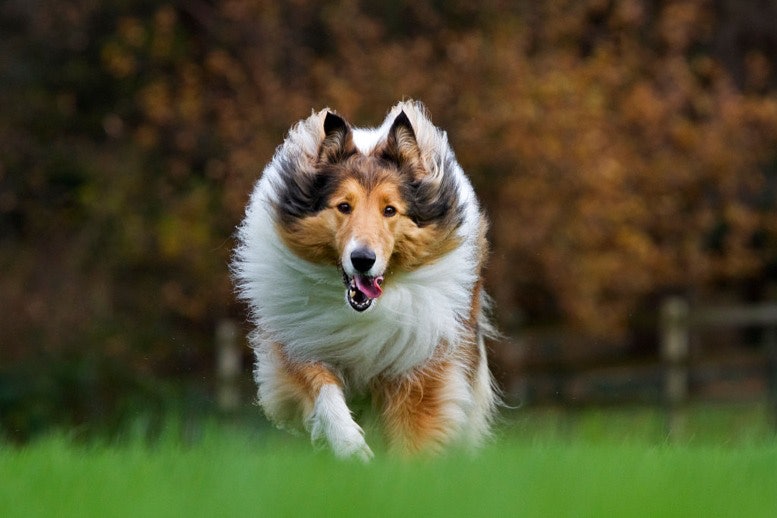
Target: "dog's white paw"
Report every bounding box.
[310,418,374,462]
[308,384,374,462]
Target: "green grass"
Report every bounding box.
[1,412,776,518]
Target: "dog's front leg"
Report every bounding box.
[259,344,373,461]
[376,359,475,456]
[306,383,373,462]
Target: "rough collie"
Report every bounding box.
[233,100,497,460]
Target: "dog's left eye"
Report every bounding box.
[383,205,397,217]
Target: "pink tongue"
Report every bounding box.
[354,275,383,299]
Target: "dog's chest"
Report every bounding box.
[280,287,463,385]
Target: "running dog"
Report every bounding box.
[233,100,497,460]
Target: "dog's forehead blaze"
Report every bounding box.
[331,173,404,210]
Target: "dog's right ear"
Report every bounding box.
[318,112,355,164]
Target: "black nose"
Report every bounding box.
[350,248,376,273]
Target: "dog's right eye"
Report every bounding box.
[337,202,352,214]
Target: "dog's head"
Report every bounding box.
[274,106,463,312]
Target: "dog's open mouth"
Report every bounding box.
[342,271,384,312]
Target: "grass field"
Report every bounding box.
[2,408,776,517]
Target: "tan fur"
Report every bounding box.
[276,214,340,265]
[374,358,472,455]
[373,362,447,454]
[271,343,343,417]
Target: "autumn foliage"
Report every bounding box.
[2,0,777,422]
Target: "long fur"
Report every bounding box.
[233,100,497,459]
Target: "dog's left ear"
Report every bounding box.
[319,112,356,164]
[384,111,424,175]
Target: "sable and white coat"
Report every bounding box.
[233,101,496,460]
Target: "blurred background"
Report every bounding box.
[2,0,777,443]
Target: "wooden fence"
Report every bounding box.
[500,298,777,435]
[660,297,777,435]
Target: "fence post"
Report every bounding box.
[660,297,690,440]
[216,319,241,412]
